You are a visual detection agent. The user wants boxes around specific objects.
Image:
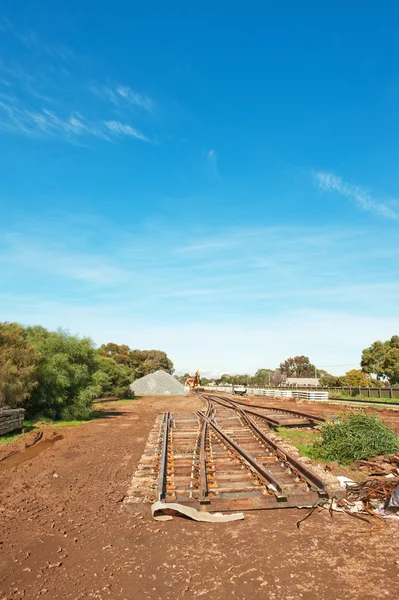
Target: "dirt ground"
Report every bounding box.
[1,395,399,600]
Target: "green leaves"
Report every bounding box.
[279,355,316,378]
[24,326,98,420]
[93,356,132,397]
[361,336,399,384]
[313,413,399,464]
[0,322,39,408]
[98,344,174,378]
[1,323,174,421]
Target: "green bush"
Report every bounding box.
[92,355,133,398]
[313,413,399,464]
[25,326,98,421]
[0,322,39,408]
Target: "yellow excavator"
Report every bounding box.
[184,370,201,391]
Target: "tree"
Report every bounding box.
[25,326,99,420]
[217,373,232,384]
[98,343,133,366]
[361,336,399,384]
[130,349,174,378]
[279,356,316,378]
[98,344,174,379]
[251,369,274,387]
[92,356,133,398]
[319,374,343,388]
[174,372,190,384]
[316,369,328,378]
[342,369,371,387]
[0,322,39,408]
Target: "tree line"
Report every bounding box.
[0,323,174,420]
[186,337,399,388]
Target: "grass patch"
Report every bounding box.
[276,427,322,461]
[277,414,399,465]
[0,431,24,445]
[0,408,114,446]
[0,421,38,445]
[39,408,118,426]
[51,419,92,427]
[329,393,399,404]
[1,399,132,446]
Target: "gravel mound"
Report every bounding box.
[130,370,187,396]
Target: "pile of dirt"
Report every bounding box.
[130,370,186,396]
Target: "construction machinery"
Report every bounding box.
[185,370,201,391]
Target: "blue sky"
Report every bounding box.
[1,1,398,376]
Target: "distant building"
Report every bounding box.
[285,377,319,387]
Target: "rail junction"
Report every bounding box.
[125,394,339,513]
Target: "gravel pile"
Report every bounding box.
[130,370,187,396]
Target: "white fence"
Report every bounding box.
[202,386,329,402]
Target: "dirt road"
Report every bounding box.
[1,396,398,599]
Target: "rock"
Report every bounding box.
[324,461,339,472]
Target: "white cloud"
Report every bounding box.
[91,84,154,112]
[104,120,150,142]
[314,171,399,220]
[206,148,220,178]
[1,219,399,374]
[0,17,38,49]
[116,86,154,112]
[1,17,72,59]
[0,50,153,145]
[0,297,396,376]
[0,98,150,143]
[0,234,129,286]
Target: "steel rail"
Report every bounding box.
[203,395,326,494]
[196,409,287,499]
[206,393,325,423]
[238,411,327,493]
[198,402,212,503]
[157,411,170,502]
[207,395,283,426]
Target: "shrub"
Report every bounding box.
[92,355,133,398]
[313,413,399,464]
[25,326,98,420]
[0,322,39,408]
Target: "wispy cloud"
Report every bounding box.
[90,84,154,112]
[0,63,55,103]
[0,97,151,143]
[1,218,399,373]
[104,120,150,142]
[1,16,73,60]
[314,171,399,220]
[0,233,129,286]
[205,148,220,179]
[0,22,153,144]
[0,16,38,49]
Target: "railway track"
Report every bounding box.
[204,393,325,427]
[125,394,337,512]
